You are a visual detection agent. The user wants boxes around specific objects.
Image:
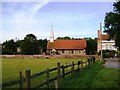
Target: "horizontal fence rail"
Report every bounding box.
[1,57,96,89]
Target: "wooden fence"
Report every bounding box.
[1,57,95,89]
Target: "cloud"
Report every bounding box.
[7,1,49,21]
[2,1,49,42]
[1,2,113,43]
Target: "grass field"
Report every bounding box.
[2,58,83,84]
[61,61,120,88]
[2,58,120,88]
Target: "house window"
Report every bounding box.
[72,50,74,54]
[106,44,108,49]
[62,50,64,53]
[110,45,112,50]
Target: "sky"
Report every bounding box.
[1,1,114,43]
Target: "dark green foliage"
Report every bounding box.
[56,36,71,40]
[117,51,120,58]
[38,39,47,53]
[98,50,116,58]
[56,36,83,40]
[16,40,23,47]
[85,38,97,55]
[2,34,48,55]
[2,39,17,54]
[104,1,120,50]
[21,34,40,55]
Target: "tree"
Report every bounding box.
[2,39,17,54]
[56,36,71,40]
[64,36,71,40]
[56,37,63,40]
[104,1,120,50]
[38,39,47,53]
[85,38,97,55]
[21,34,40,55]
[16,39,23,48]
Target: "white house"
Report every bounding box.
[97,30,117,52]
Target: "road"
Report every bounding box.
[104,58,120,70]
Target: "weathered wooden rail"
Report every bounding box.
[1,57,95,89]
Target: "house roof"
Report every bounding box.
[102,34,109,40]
[102,34,114,40]
[47,39,86,50]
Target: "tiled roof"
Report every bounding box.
[47,40,86,50]
[102,34,109,40]
[102,34,114,40]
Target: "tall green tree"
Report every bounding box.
[104,1,120,50]
[38,39,47,53]
[21,34,40,55]
[85,38,97,55]
[16,39,23,48]
[2,39,17,54]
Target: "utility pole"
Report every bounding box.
[100,22,103,61]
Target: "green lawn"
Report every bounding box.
[61,61,120,88]
[2,58,119,88]
[2,58,83,84]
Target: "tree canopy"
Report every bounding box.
[21,34,40,55]
[104,1,120,50]
[56,36,71,40]
[2,34,48,55]
[85,38,97,55]
[38,39,47,53]
[2,39,16,54]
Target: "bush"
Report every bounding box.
[2,49,14,55]
[117,51,120,58]
[98,50,116,58]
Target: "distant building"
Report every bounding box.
[47,30,86,55]
[17,47,21,53]
[97,30,117,52]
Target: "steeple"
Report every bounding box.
[50,25,54,42]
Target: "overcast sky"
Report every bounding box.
[1,1,114,43]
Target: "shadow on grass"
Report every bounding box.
[60,61,120,89]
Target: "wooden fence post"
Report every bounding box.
[46,68,49,88]
[19,71,23,89]
[77,61,80,71]
[71,62,74,74]
[66,63,68,72]
[61,65,65,79]
[81,60,83,70]
[56,63,61,88]
[88,58,90,65]
[93,57,95,64]
[25,70,31,89]
[90,58,93,64]
[86,58,88,68]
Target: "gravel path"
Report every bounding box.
[104,58,120,70]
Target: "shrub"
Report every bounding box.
[98,50,116,58]
[117,51,120,58]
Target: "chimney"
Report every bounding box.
[98,30,101,39]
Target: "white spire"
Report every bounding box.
[50,25,54,42]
